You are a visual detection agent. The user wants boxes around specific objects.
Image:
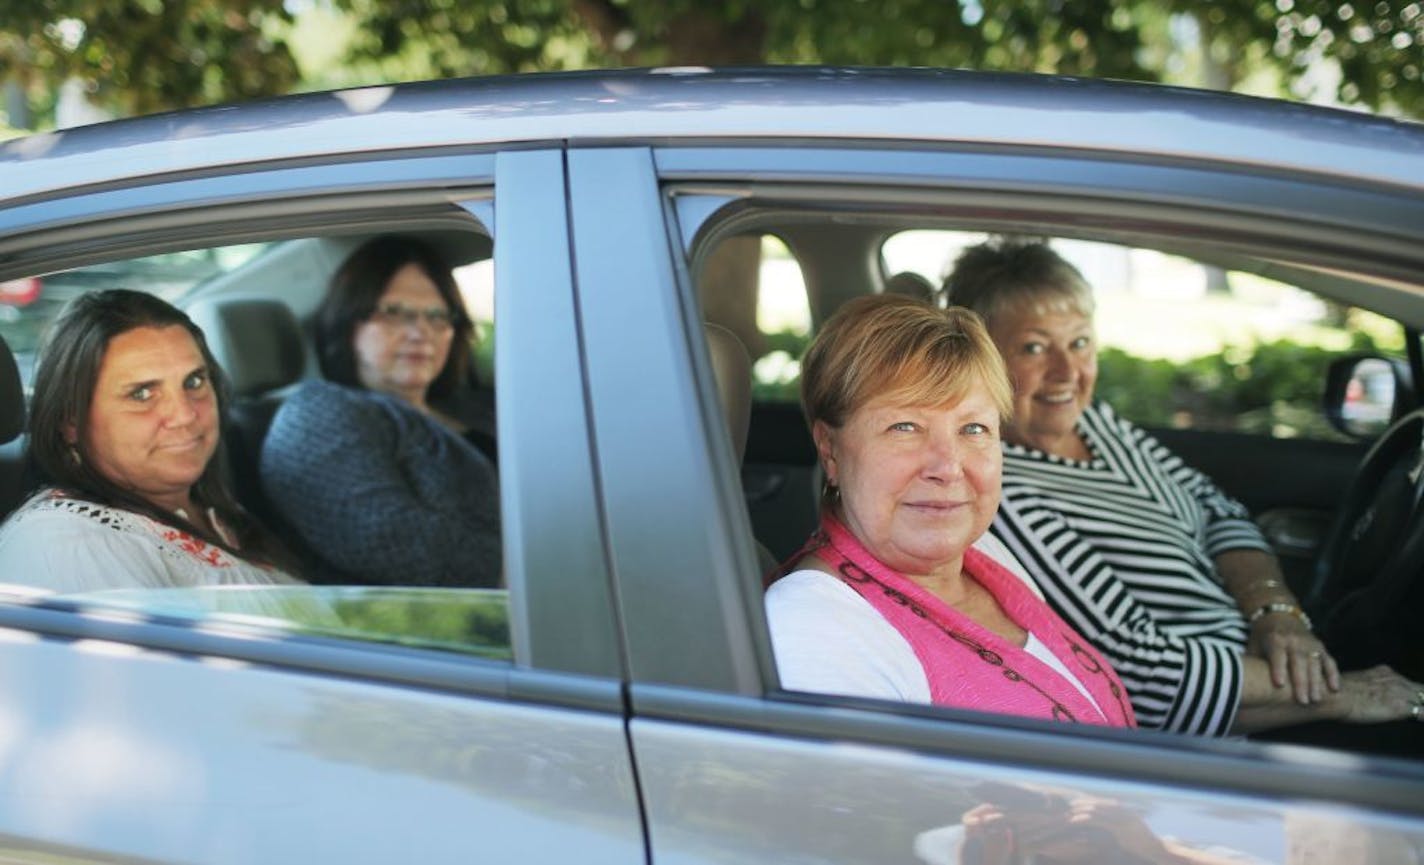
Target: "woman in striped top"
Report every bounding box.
[943,239,1424,736]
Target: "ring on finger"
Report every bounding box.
[1309,651,1322,659]
[1414,704,1423,721]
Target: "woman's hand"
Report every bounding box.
[1333,665,1424,724]
[958,804,1017,865]
[1248,613,1341,704]
[959,797,1207,864]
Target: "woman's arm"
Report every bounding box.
[1234,660,1422,732]
[1215,549,1340,704]
[1126,412,1341,705]
[261,383,500,587]
[994,497,1406,736]
[991,500,1243,735]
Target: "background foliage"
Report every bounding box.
[752,328,1390,441]
[2,0,1422,126]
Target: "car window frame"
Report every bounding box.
[0,149,628,713]
[591,140,1424,815]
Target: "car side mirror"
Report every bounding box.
[1323,354,1414,439]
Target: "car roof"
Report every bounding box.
[3,67,1424,207]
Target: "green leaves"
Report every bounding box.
[0,0,300,119]
[2,0,1421,123]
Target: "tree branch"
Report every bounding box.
[570,0,634,54]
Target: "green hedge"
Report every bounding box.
[1097,332,1388,439]
[753,330,1392,441]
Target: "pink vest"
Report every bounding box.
[814,515,1135,727]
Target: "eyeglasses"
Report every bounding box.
[370,302,457,331]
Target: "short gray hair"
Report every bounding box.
[941,238,1094,325]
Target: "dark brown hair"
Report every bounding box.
[314,235,472,399]
[30,288,285,566]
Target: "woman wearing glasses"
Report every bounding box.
[261,235,501,587]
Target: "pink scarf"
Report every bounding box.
[809,515,1135,727]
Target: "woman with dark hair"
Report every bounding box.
[0,289,297,591]
[260,235,501,587]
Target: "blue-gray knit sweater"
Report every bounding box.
[260,380,501,587]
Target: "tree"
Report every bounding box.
[331,0,1424,115]
[330,0,1151,81]
[0,0,300,124]
[3,0,1422,123]
[1174,0,1424,110]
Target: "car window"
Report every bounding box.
[0,227,513,664]
[0,244,272,376]
[680,175,1423,763]
[455,257,495,384]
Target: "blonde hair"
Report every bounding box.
[941,238,1094,326]
[800,294,1013,433]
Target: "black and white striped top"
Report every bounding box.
[990,401,1273,736]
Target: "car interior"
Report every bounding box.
[686,208,1424,761]
[0,201,1420,760]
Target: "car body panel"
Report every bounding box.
[635,716,1335,865]
[4,70,1424,207]
[0,626,643,864]
[490,150,625,678]
[567,145,769,694]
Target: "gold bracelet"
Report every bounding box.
[1247,602,1312,631]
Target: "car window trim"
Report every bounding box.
[0,191,491,286]
[485,149,628,680]
[0,152,495,250]
[0,174,628,688]
[670,185,1424,330]
[568,145,769,695]
[644,162,1424,795]
[0,597,624,713]
[630,681,1424,818]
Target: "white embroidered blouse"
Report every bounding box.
[0,488,298,595]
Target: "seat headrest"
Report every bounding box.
[704,322,752,463]
[884,271,937,304]
[185,297,305,397]
[0,332,23,444]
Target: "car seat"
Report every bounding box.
[185,296,306,526]
[884,271,937,303]
[704,323,781,577]
[0,332,27,518]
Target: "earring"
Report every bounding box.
[67,446,81,467]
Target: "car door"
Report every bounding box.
[0,142,645,863]
[565,144,1424,864]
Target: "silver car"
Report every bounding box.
[0,68,1420,864]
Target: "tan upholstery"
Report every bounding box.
[704,322,752,462]
[704,322,781,577]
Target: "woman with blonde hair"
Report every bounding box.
[765,293,1135,727]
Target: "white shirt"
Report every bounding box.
[765,535,1099,711]
[0,490,296,595]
